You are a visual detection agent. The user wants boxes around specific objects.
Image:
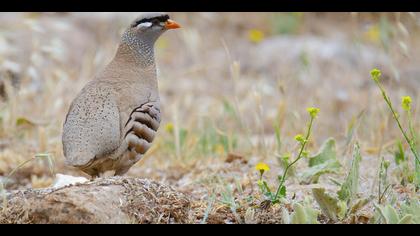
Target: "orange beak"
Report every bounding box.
[164,19,181,30]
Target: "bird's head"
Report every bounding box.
[124,13,181,45]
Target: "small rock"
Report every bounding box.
[52,174,89,188]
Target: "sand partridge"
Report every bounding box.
[62,13,181,177]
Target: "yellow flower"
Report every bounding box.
[294,134,305,143]
[255,162,270,173]
[307,107,320,119]
[164,122,174,134]
[365,25,380,44]
[248,29,265,44]
[214,144,225,156]
[402,96,412,111]
[370,68,382,82]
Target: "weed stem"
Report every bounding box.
[274,117,314,201]
[375,81,420,166]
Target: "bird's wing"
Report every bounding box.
[62,83,121,167]
[122,101,161,151]
[105,101,160,176]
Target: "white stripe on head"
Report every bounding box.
[136,22,153,29]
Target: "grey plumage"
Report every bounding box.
[62,13,180,177]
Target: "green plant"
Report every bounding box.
[337,143,362,203]
[271,13,303,35]
[370,68,420,188]
[289,202,320,224]
[256,107,320,204]
[394,139,406,165]
[280,197,320,224]
[400,199,420,223]
[300,138,341,184]
[313,144,372,222]
[200,193,216,224]
[373,204,414,224]
[255,162,273,201]
[378,157,391,204]
[312,188,346,222]
[393,140,415,185]
[4,153,55,188]
[162,121,188,158]
[275,107,320,199]
[220,184,243,223]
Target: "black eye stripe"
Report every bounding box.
[133,15,169,27]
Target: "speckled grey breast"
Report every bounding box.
[63,82,120,167]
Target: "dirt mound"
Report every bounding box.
[0,177,190,224]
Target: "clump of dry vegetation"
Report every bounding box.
[0,12,419,224]
[0,177,190,224]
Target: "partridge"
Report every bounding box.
[62,13,181,177]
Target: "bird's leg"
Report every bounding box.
[100,170,117,178]
[89,169,115,180]
[90,172,99,181]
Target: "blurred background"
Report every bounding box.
[0,13,419,222]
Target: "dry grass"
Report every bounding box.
[0,12,419,224]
